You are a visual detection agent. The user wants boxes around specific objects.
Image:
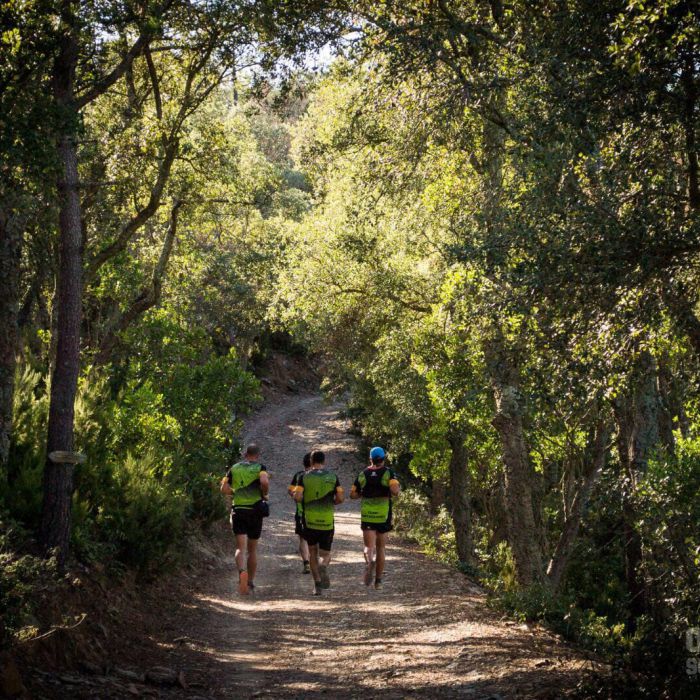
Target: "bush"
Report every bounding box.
[97,452,189,574]
[393,487,458,566]
[6,348,252,576]
[0,514,58,649]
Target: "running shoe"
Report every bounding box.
[313,582,323,596]
[319,564,331,589]
[238,570,249,595]
[374,578,383,591]
[302,561,311,574]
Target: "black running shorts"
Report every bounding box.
[361,520,393,534]
[303,527,334,551]
[231,508,263,540]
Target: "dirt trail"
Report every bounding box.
[30,391,599,698]
[155,391,596,699]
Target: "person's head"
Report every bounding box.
[245,443,261,460]
[369,446,385,466]
[310,450,325,467]
[303,452,312,469]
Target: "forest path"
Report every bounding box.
[77,390,601,700]
[139,390,596,699]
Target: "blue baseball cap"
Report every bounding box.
[369,446,386,460]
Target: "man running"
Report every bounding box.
[293,450,344,595]
[220,444,269,595]
[288,452,312,574]
[351,446,400,590]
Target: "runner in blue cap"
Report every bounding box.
[350,446,400,589]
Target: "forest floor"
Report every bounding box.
[23,390,605,699]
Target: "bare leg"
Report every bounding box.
[299,536,309,562]
[319,548,332,567]
[235,533,249,594]
[363,529,377,565]
[247,538,259,582]
[363,529,377,585]
[376,532,387,580]
[308,543,321,584]
[235,534,247,572]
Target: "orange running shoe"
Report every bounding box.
[238,570,249,595]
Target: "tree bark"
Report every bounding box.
[547,420,609,591]
[485,333,544,586]
[0,210,24,483]
[613,350,660,626]
[93,200,181,366]
[40,5,82,567]
[447,429,475,567]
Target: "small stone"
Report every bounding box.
[114,668,145,682]
[145,665,179,686]
[79,660,103,675]
[58,674,85,684]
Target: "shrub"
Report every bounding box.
[393,487,458,566]
[0,514,58,649]
[97,452,189,575]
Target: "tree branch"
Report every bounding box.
[93,200,182,366]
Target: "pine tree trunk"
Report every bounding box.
[40,9,82,567]
[0,211,23,483]
[447,430,475,566]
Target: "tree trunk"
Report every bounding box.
[447,429,475,567]
[613,350,660,626]
[485,334,544,586]
[547,420,609,591]
[0,211,24,484]
[40,9,82,568]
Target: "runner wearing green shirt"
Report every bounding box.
[288,452,312,574]
[351,446,400,590]
[293,450,344,595]
[220,444,269,595]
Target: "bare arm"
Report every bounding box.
[334,486,345,505]
[350,485,361,500]
[260,471,270,498]
[293,486,304,503]
[220,475,232,495]
[389,478,401,497]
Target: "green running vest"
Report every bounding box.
[301,468,338,530]
[230,461,264,509]
[357,468,393,523]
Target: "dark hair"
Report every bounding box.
[303,452,312,468]
[371,456,384,465]
[245,443,260,457]
[310,450,325,465]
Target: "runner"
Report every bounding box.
[293,450,344,595]
[350,446,400,590]
[288,452,312,574]
[220,444,269,595]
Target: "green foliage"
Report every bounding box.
[0,514,58,648]
[97,452,188,574]
[393,488,458,567]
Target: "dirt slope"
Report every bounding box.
[25,391,601,699]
